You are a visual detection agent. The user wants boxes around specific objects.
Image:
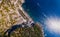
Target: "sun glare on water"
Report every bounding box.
[45,16,60,34]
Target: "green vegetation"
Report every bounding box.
[7,24,44,37]
[0,0,44,37]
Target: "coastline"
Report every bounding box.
[19,6,34,22]
[19,3,44,37]
[0,0,44,37]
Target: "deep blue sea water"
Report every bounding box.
[22,0,60,37]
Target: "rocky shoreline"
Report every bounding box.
[0,0,44,37]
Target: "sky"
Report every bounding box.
[22,0,60,37]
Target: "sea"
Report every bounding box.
[22,0,60,37]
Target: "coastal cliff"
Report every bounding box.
[0,0,44,37]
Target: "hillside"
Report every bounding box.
[0,0,44,37]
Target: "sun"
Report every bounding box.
[45,17,60,34]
